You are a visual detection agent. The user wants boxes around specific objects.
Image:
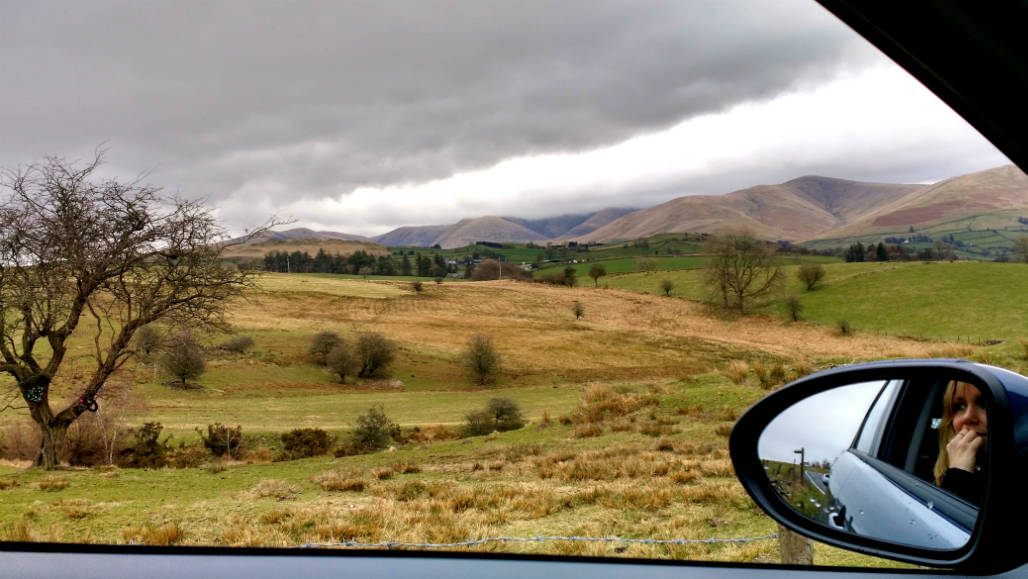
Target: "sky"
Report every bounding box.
[0,1,1010,238]
[759,380,884,465]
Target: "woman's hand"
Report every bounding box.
[947,427,985,472]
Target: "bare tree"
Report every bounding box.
[703,228,783,313]
[588,263,607,286]
[0,152,268,469]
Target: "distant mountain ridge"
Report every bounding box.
[238,165,1027,250]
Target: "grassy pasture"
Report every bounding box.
[0,272,990,566]
[536,256,707,278]
[608,261,1028,351]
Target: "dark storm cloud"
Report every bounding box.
[0,0,876,206]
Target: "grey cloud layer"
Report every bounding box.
[1,0,874,205]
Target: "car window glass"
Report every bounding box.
[854,380,902,454]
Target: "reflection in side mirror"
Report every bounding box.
[758,377,986,551]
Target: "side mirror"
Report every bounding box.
[730,360,1028,573]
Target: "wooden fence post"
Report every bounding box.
[777,523,813,565]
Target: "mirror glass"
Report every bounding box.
[758,376,987,550]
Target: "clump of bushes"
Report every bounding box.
[196,423,244,459]
[464,398,525,437]
[280,428,334,459]
[308,331,342,365]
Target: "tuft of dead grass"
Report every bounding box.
[312,470,367,492]
[247,479,301,500]
[36,476,70,491]
[122,523,183,546]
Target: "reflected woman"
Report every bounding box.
[933,381,987,503]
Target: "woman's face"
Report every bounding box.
[951,382,988,435]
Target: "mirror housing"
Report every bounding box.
[730,359,1028,573]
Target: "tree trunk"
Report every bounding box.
[34,420,69,469]
[27,388,75,470]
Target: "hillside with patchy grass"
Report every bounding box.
[0,273,1013,566]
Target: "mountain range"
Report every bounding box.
[231,164,1028,251]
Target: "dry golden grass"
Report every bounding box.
[36,476,70,491]
[247,479,301,500]
[312,469,367,492]
[121,523,183,545]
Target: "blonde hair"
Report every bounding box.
[933,380,979,484]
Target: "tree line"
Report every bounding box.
[263,248,457,277]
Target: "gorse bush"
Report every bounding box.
[308,331,342,366]
[356,333,395,378]
[123,422,169,468]
[350,405,398,452]
[280,428,334,459]
[196,423,244,459]
[464,398,525,437]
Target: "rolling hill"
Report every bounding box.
[580,165,1027,244]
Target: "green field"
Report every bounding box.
[608,261,1028,346]
[536,256,707,278]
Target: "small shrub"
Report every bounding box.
[797,263,826,291]
[0,479,17,490]
[196,423,244,459]
[463,398,525,436]
[661,279,674,296]
[372,467,394,480]
[350,405,397,452]
[134,325,162,359]
[280,428,333,459]
[166,442,209,468]
[715,424,733,437]
[356,333,395,378]
[433,277,444,284]
[122,422,169,468]
[326,343,355,382]
[411,281,424,293]
[160,331,205,386]
[785,295,803,322]
[463,334,501,385]
[308,331,342,366]
[838,319,853,336]
[219,335,255,353]
[572,301,584,320]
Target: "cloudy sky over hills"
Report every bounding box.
[0,0,1009,236]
